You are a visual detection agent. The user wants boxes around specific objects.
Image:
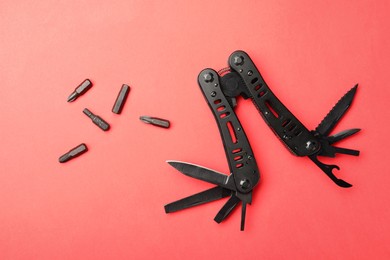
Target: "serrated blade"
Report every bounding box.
[166,160,235,191]
[315,84,358,136]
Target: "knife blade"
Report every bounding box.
[166,160,236,190]
[327,128,361,144]
[315,84,358,136]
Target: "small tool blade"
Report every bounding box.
[327,128,361,144]
[315,85,358,136]
[214,195,241,223]
[333,147,360,156]
[164,186,231,213]
[167,161,235,190]
[241,202,247,231]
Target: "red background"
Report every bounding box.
[1,1,389,259]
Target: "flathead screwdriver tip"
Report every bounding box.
[59,143,88,163]
[140,116,170,128]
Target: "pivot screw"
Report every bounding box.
[247,70,253,76]
[203,73,214,83]
[306,140,318,151]
[233,55,244,65]
[240,179,251,190]
[211,91,216,97]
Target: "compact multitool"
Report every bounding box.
[165,50,360,230]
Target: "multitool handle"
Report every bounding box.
[198,69,260,195]
[228,50,320,157]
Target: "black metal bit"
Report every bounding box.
[112,84,130,114]
[140,116,170,128]
[59,143,88,163]
[67,79,93,102]
[83,108,110,131]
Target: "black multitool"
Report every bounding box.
[165,50,360,231]
[165,68,261,231]
[220,50,360,187]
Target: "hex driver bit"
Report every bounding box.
[112,84,130,114]
[59,143,88,163]
[83,108,110,131]
[67,79,93,102]
[140,116,170,128]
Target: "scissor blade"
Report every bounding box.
[167,160,235,190]
[165,186,231,213]
[327,128,361,144]
[315,84,358,136]
[214,195,241,223]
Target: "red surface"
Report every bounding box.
[1,1,389,259]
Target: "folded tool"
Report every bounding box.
[165,66,261,231]
[165,50,360,230]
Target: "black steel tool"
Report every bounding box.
[83,108,110,131]
[112,84,130,114]
[165,51,360,230]
[218,50,360,187]
[67,79,92,102]
[165,69,260,230]
[140,116,170,128]
[59,143,88,163]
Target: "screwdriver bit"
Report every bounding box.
[140,116,170,128]
[83,108,110,131]
[59,143,88,163]
[112,84,130,114]
[67,79,93,102]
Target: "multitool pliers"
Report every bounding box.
[165,50,360,230]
